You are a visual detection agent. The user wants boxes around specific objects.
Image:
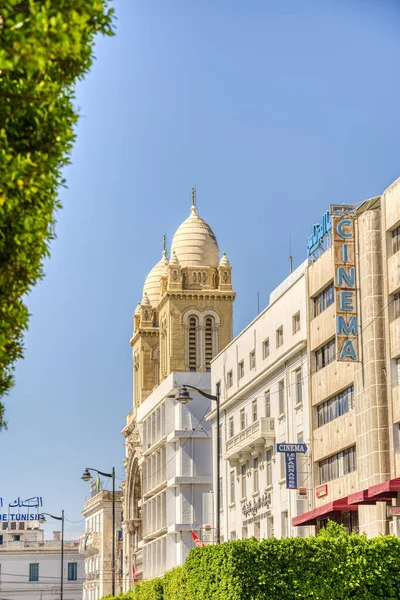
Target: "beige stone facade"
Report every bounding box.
[295,178,400,536]
[80,490,123,600]
[121,195,235,585]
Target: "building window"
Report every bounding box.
[29,563,39,582]
[292,312,300,334]
[227,370,233,389]
[12,535,20,541]
[230,531,236,540]
[254,521,261,540]
[205,317,214,371]
[0,534,3,545]
[315,338,336,371]
[252,399,258,422]
[319,446,357,484]
[262,338,270,359]
[278,380,285,415]
[392,225,400,255]
[266,448,273,486]
[276,326,283,348]
[240,408,246,430]
[314,282,334,317]
[249,350,256,370]
[238,360,244,380]
[253,457,259,492]
[265,391,271,417]
[241,463,247,498]
[242,527,248,539]
[317,385,355,427]
[68,563,78,581]
[295,368,302,405]
[394,292,400,320]
[230,470,235,504]
[188,316,198,371]
[397,358,400,386]
[229,416,234,438]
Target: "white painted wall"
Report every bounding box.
[0,533,83,600]
[137,372,213,579]
[211,260,314,541]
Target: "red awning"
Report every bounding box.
[292,509,316,527]
[368,477,400,501]
[348,490,376,505]
[293,478,400,528]
[293,497,356,527]
[314,498,357,519]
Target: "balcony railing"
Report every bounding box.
[225,417,275,461]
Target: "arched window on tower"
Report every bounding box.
[205,317,214,371]
[188,316,198,372]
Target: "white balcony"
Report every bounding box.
[225,417,275,463]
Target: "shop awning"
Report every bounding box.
[292,498,357,527]
[293,478,400,528]
[367,477,400,502]
[348,490,376,505]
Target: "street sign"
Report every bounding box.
[285,452,297,489]
[276,443,307,454]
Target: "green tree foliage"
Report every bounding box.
[0,0,114,425]
[114,523,400,600]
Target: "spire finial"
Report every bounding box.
[162,233,167,257]
[191,186,197,214]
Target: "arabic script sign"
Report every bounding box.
[0,496,44,521]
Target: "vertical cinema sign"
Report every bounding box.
[331,205,359,361]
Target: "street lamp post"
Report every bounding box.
[39,510,65,600]
[175,384,221,544]
[81,467,116,595]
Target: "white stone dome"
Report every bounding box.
[170,205,219,268]
[142,251,168,306]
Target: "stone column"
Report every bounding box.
[355,208,390,536]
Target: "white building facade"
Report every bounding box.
[210,261,314,541]
[0,524,83,600]
[137,371,213,579]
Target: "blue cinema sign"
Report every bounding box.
[276,444,307,490]
[332,206,359,362]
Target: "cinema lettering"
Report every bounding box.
[331,205,359,362]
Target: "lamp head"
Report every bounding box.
[176,386,192,404]
[81,468,92,482]
[39,515,46,525]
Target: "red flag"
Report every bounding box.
[132,562,138,584]
[191,531,205,548]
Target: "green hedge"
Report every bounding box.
[111,523,400,600]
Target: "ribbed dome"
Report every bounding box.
[143,251,168,306]
[170,205,219,268]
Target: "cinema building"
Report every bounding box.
[293,177,400,537]
[210,261,313,541]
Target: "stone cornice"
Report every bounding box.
[157,291,235,310]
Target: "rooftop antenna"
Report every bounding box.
[163,233,167,257]
[289,236,293,274]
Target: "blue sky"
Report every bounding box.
[1,0,400,537]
